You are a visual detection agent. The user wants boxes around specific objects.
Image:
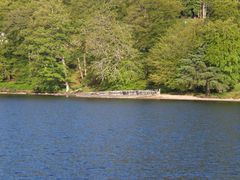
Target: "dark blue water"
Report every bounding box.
[0,95,240,179]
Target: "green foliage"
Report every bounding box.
[202,19,240,85]
[206,0,240,21]
[148,20,204,87]
[124,0,183,51]
[2,0,71,92]
[218,83,240,99]
[0,0,239,96]
[70,2,141,88]
[182,0,201,17]
[174,47,231,95]
[31,57,65,93]
[148,13,240,95]
[0,81,32,92]
[101,59,146,90]
[84,11,137,83]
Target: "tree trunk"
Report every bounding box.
[62,57,70,93]
[83,53,87,77]
[77,58,84,80]
[205,80,210,96]
[7,72,11,81]
[199,2,207,19]
[202,2,207,19]
[65,81,70,93]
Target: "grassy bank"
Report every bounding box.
[217,84,240,99]
[0,82,32,92]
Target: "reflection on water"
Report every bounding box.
[0,95,240,179]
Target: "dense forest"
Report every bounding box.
[0,0,239,96]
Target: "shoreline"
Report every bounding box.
[0,91,240,102]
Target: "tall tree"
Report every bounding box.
[0,0,239,94]
[3,0,72,92]
[202,19,240,86]
[124,0,183,52]
[0,32,10,81]
[70,2,141,88]
[175,47,230,95]
[206,0,240,21]
[148,19,204,87]
[82,8,138,86]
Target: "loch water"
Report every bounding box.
[0,95,240,179]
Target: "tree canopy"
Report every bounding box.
[0,0,239,95]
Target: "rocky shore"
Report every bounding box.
[0,91,240,102]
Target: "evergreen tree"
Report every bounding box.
[148,20,203,87]
[0,0,239,94]
[175,47,230,95]
[182,0,201,18]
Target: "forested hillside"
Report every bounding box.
[0,0,239,95]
